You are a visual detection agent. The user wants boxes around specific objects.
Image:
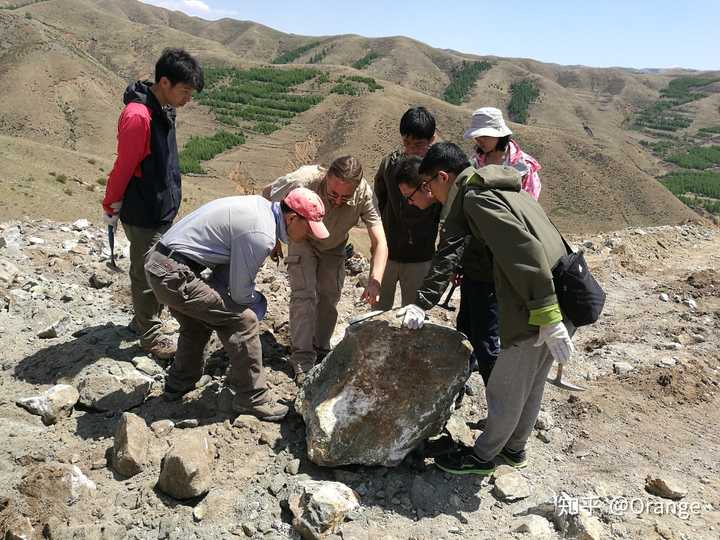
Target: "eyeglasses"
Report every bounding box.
[404,182,426,202]
[327,187,353,204]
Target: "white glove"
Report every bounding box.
[103,201,122,226]
[534,321,575,364]
[402,304,426,330]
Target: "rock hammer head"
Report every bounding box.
[546,364,586,392]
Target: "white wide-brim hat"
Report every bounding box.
[463,107,513,139]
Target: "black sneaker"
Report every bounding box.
[499,447,528,469]
[434,447,496,476]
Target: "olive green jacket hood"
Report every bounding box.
[417,165,566,346]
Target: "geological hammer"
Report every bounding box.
[106,224,119,271]
[546,364,586,392]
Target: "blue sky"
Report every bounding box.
[140,0,719,71]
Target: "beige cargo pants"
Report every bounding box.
[286,240,346,373]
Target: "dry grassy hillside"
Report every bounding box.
[0,0,709,233]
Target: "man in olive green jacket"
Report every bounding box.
[402,142,575,476]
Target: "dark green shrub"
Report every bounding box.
[272,41,322,64]
[346,75,383,92]
[309,47,331,64]
[352,51,380,70]
[179,131,246,174]
[442,61,492,105]
[253,122,280,134]
[331,82,359,96]
[508,80,540,124]
[666,146,720,169]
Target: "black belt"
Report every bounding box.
[155,243,207,274]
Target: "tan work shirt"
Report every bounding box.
[263,165,382,251]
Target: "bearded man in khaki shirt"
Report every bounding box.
[263,155,388,379]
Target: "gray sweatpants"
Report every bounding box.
[473,327,572,460]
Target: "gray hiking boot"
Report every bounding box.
[233,399,289,422]
[164,374,212,401]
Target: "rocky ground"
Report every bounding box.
[0,218,719,540]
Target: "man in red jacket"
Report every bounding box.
[101,48,204,359]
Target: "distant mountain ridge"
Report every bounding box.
[1,0,717,232]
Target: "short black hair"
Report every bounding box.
[155,48,204,92]
[395,155,423,188]
[475,135,510,156]
[399,107,436,141]
[418,142,470,178]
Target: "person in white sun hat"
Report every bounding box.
[464,107,542,200]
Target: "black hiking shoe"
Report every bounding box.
[434,447,496,476]
[499,447,528,469]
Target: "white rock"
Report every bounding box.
[659,293,669,302]
[75,363,153,412]
[72,219,91,231]
[288,480,360,538]
[445,414,475,447]
[131,355,164,377]
[16,384,79,425]
[613,362,634,375]
[571,511,603,540]
[0,260,19,287]
[514,515,553,538]
[491,465,516,481]
[659,358,677,368]
[682,298,698,310]
[492,471,530,501]
[151,420,175,436]
[193,503,207,522]
[535,410,554,431]
[28,236,45,245]
[37,315,69,339]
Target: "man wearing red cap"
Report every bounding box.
[144,188,329,421]
[262,156,388,380]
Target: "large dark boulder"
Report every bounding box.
[297,311,471,467]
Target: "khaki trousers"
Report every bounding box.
[144,249,267,405]
[122,222,170,347]
[376,259,432,311]
[286,240,346,372]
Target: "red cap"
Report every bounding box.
[283,187,330,239]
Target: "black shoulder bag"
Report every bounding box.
[552,235,606,327]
